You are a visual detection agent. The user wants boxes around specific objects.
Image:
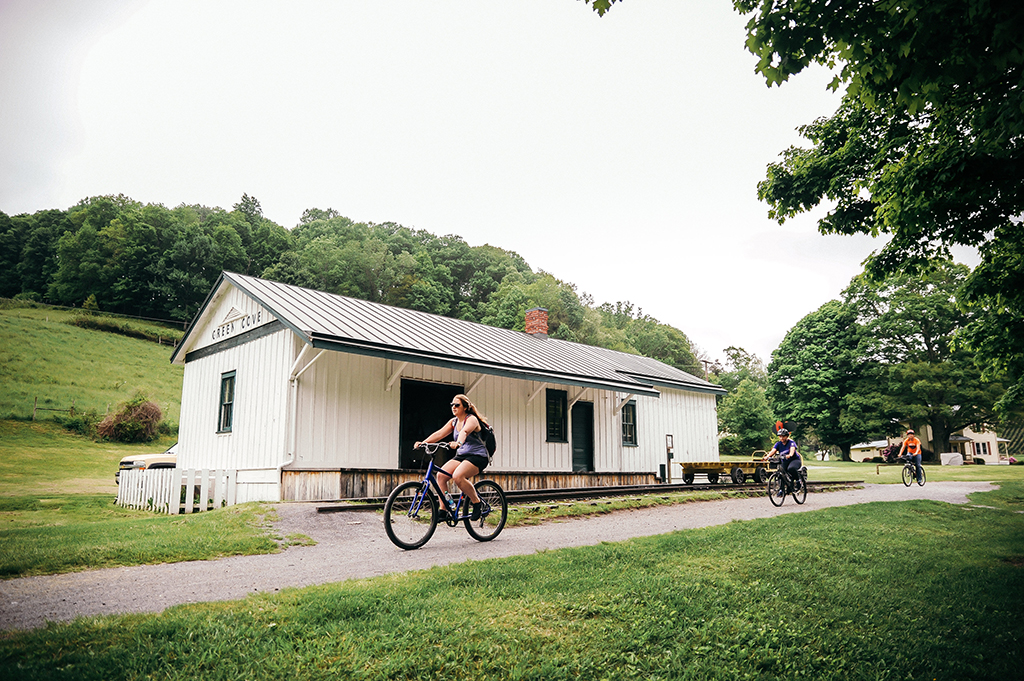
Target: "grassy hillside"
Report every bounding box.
[0,305,184,425]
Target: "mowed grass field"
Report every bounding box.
[2,486,1022,680]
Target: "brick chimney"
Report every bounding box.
[525,307,549,337]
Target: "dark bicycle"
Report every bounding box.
[383,442,508,550]
[899,455,926,487]
[766,456,807,506]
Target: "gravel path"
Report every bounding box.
[0,481,994,631]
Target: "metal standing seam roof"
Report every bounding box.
[173,272,726,397]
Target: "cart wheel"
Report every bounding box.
[707,472,719,484]
[731,467,746,484]
[754,466,767,484]
[682,473,694,485]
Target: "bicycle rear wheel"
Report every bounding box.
[384,481,438,550]
[902,465,913,487]
[917,466,926,486]
[464,480,507,541]
[767,472,786,507]
[792,472,807,504]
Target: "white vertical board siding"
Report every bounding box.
[591,388,719,473]
[178,328,293,474]
[635,389,720,466]
[294,352,400,469]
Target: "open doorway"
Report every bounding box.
[399,379,464,469]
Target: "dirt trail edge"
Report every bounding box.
[0,481,993,631]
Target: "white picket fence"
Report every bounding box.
[117,468,238,514]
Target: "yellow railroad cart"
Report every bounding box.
[675,452,772,485]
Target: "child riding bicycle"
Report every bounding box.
[898,429,923,483]
[770,429,802,485]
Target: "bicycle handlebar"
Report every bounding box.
[416,442,451,454]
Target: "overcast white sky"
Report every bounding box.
[0,0,971,366]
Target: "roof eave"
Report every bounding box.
[170,272,230,365]
[616,372,727,396]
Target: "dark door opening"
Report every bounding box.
[399,379,464,469]
[571,401,594,472]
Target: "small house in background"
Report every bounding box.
[887,425,1009,465]
[170,272,726,502]
[851,440,890,461]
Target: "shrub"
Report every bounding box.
[862,457,873,463]
[974,457,986,465]
[97,395,163,443]
[870,456,885,463]
[53,410,99,437]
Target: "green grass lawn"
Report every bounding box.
[0,306,183,423]
[2,489,1021,680]
[0,495,283,578]
[719,452,1024,486]
[0,421,295,578]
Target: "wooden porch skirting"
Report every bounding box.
[282,468,659,502]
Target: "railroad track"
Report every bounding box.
[316,479,864,513]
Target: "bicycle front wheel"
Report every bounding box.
[384,481,438,550]
[464,480,507,542]
[767,473,786,507]
[792,473,807,504]
[902,465,913,487]
[917,466,926,486]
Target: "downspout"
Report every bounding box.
[278,344,325,499]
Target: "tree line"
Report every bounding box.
[0,193,702,376]
[715,260,1017,460]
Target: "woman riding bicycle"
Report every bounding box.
[415,394,490,521]
[771,429,801,484]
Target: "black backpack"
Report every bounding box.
[481,422,497,458]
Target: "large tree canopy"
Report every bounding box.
[734,0,1023,270]
[843,260,1003,453]
[766,299,868,460]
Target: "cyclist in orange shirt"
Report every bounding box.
[899,429,923,484]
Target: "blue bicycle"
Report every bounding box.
[383,443,508,550]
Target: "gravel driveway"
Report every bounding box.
[0,481,994,631]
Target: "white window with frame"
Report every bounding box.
[218,370,236,433]
[974,441,989,457]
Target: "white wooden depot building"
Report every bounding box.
[170,272,725,502]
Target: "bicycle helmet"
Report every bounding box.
[778,429,790,436]
[906,429,915,434]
